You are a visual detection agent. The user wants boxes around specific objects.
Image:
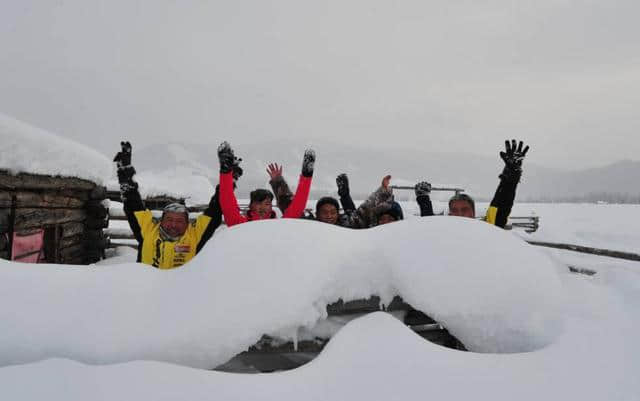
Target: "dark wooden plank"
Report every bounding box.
[60,235,83,249]
[13,192,86,209]
[59,243,85,263]
[0,192,11,208]
[86,200,108,219]
[85,217,108,229]
[60,222,85,239]
[89,186,107,200]
[326,296,410,315]
[0,171,96,191]
[14,208,87,230]
[527,240,640,262]
[0,209,10,232]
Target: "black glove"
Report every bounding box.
[336,173,350,197]
[113,141,132,168]
[217,141,236,174]
[231,156,243,181]
[301,149,315,177]
[414,181,432,197]
[499,140,529,183]
[114,141,136,184]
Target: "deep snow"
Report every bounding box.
[0,113,112,184]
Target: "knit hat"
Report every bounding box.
[250,189,274,204]
[315,196,340,214]
[163,202,189,217]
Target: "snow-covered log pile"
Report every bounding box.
[0,113,112,264]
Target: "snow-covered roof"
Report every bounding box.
[0,113,111,185]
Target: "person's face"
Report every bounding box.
[378,214,397,225]
[250,198,273,218]
[160,212,189,238]
[449,200,475,218]
[317,203,339,224]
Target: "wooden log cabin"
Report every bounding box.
[0,170,109,264]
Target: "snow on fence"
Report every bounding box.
[216,295,464,372]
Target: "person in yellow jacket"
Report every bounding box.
[113,141,241,269]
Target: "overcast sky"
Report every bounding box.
[1,0,638,170]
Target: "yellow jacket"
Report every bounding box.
[134,210,213,269]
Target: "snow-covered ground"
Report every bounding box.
[1,216,639,400]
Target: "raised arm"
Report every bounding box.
[114,141,144,243]
[217,142,248,227]
[336,173,356,213]
[267,163,293,213]
[354,175,394,228]
[283,149,315,218]
[415,181,434,217]
[486,140,529,228]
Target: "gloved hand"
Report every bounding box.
[114,141,135,183]
[218,141,236,174]
[414,181,432,197]
[301,149,316,177]
[231,156,243,181]
[113,141,132,168]
[499,140,529,183]
[336,173,350,197]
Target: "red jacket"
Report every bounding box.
[219,172,312,227]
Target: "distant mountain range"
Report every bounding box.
[131,140,640,203]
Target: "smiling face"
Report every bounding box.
[448,199,476,218]
[317,203,339,224]
[377,214,397,225]
[249,198,273,219]
[160,211,189,238]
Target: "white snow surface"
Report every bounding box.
[0,218,562,367]
[1,216,640,400]
[0,113,111,184]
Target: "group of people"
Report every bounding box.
[114,140,529,269]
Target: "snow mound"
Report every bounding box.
[0,113,111,184]
[0,218,564,369]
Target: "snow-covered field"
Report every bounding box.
[2,215,640,400]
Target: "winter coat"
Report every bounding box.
[121,182,222,269]
[344,184,397,228]
[219,172,312,227]
[270,176,364,228]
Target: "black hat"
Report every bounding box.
[315,196,340,214]
[250,189,274,204]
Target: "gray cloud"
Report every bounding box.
[1,0,639,170]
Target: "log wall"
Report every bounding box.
[0,171,109,265]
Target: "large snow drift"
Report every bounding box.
[0,113,111,184]
[0,218,563,369]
